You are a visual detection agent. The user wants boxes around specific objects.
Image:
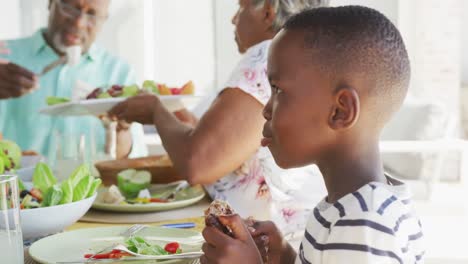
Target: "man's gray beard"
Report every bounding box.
[52,33,67,53]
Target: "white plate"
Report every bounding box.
[92,184,206,213]
[29,226,203,264]
[39,95,202,117]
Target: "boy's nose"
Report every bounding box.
[262,104,272,120]
[232,11,239,25]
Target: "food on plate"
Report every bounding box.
[204,199,235,237]
[83,236,182,260]
[19,162,101,209]
[43,80,196,105]
[85,80,195,99]
[117,169,151,198]
[100,185,125,204]
[46,96,70,106]
[0,139,22,173]
[96,178,193,206]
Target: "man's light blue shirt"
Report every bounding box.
[0,29,147,159]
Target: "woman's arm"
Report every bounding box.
[109,88,265,185]
[154,88,264,185]
[173,108,198,127]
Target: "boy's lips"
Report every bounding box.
[261,126,273,147]
[261,137,272,147]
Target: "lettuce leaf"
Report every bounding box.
[72,175,92,202]
[60,180,74,204]
[0,156,4,174]
[0,151,11,172]
[46,96,70,106]
[33,163,57,194]
[69,165,89,187]
[43,184,63,207]
[122,84,140,97]
[17,178,26,191]
[87,178,101,198]
[125,236,168,255]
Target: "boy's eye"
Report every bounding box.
[272,85,282,94]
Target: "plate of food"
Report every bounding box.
[28,226,204,264]
[39,80,202,116]
[92,169,205,213]
[17,163,101,240]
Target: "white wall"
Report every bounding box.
[151,0,216,93]
[0,1,21,39]
[331,0,398,25]
[214,0,241,89]
[96,0,146,82]
[462,0,468,84]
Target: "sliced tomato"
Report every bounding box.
[170,88,182,95]
[164,242,180,254]
[150,198,168,203]
[29,188,43,202]
[84,252,112,259]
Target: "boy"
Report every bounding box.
[201,5,424,264]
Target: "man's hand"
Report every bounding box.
[108,93,160,125]
[0,62,38,99]
[246,219,297,264]
[201,214,263,264]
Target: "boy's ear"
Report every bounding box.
[328,87,360,131]
[261,0,276,31]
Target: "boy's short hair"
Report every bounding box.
[283,6,411,126]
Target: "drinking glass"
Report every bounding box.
[50,130,95,181]
[0,174,24,263]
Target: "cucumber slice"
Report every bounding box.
[117,169,151,198]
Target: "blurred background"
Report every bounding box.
[0,0,467,263]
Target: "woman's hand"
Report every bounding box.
[201,214,263,264]
[108,93,161,125]
[246,219,297,264]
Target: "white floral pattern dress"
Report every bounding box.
[204,40,325,234]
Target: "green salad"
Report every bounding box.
[19,163,101,209]
[0,139,22,173]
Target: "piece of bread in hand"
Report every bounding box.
[204,199,235,237]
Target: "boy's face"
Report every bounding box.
[262,30,335,168]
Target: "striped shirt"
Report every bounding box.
[296,176,424,264]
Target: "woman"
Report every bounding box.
[110,0,328,233]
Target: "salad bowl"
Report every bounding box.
[21,193,96,240]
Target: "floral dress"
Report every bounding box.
[204,40,324,234]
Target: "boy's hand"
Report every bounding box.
[201,214,263,264]
[247,219,297,264]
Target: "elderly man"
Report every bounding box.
[0,0,147,159]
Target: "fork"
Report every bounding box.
[85,224,147,261]
[37,56,67,77]
[161,181,190,200]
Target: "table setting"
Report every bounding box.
[0,79,210,264]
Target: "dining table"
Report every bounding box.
[24,197,210,264]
